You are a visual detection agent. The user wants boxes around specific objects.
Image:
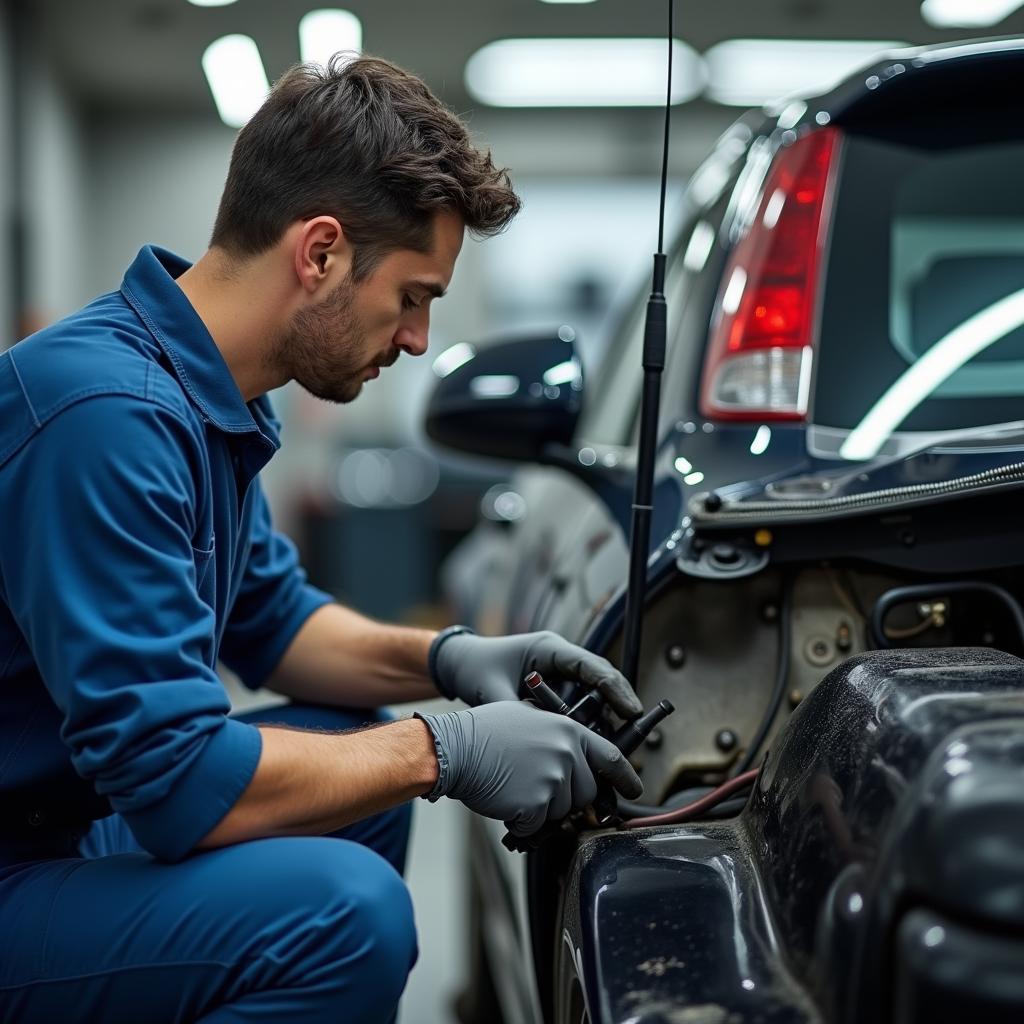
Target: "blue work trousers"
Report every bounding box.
[0,703,417,1023]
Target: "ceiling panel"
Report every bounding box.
[29,0,1024,116]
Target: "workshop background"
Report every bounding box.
[0,1,1019,1020]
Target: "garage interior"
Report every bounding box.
[1,1,1022,1021]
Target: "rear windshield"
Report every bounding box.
[813,134,1024,441]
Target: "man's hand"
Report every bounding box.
[416,701,643,835]
[434,630,643,720]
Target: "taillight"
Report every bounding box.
[700,127,841,421]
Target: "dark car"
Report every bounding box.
[426,36,1024,1024]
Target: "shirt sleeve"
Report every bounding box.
[218,480,333,690]
[1,395,262,862]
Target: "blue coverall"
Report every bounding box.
[0,246,418,1021]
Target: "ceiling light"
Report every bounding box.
[921,0,1024,27]
[299,9,363,67]
[188,0,238,6]
[202,34,270,128]
[465,38,705,107]
[539,0,597,3]
[704,39,907,107]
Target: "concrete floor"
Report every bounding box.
[224,679,467,1023]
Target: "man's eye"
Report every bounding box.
[402,294,421,312]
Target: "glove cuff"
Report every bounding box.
[413,712,450,802]
[428,625,475,699]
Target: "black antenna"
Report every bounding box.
[621,0,673,690]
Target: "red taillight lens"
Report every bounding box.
[700,127,841,421]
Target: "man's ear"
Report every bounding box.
[293,216,354,295]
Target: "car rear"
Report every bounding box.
[694,38,1024,472]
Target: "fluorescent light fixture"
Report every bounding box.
[750,425,772,455]
[299,9,363,67]
[684,471,705,486]
[674,456,693,474]
[921,0,1024,27]
[840,287,1024,460]
[432,342,475,378]
[721,266,747,315]
[465,38,705,107]
[540,0,597,3]
[704,39,907,107]
[188,0,238,6]
[470,375,520,398]
[543,360,580,386]
[202,35,270,128]
[683,220,715,273]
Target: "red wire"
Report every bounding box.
[622,768,760,829]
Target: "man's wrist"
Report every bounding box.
[427,625,475,699]
[411,712,447,800]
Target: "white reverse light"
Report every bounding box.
[299,9,363,67]
[202,34,270,128]
[465,38,705,107]
[921,0,1024,26]
[841,287,1024,460]
[704,39,907,107]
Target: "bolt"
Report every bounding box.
[762,602,779,623]
[789,689,803,707]
[805,636,835,667]
[665,645,686,669]
[836,623,852,652]
[709,543,742,569]
[704,492,723,512]
[715,728,738,752]
[901,530,916,547]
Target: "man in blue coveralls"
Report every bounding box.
[0,55,645,1023]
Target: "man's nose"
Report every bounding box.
[394,320,429,357]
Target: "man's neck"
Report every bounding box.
[175,248,288,402]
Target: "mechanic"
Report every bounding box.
[0,55,644,1023]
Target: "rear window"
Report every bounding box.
[813,133,1024,444]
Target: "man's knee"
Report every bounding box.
[280,838,418,1006]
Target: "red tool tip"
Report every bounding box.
[525,671,543,688]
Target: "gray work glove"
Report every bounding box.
[416,700,643,836]
[431,629,643,721]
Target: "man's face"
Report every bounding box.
[276,211,464,404]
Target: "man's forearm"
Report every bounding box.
[266,602,439,707]
[197,717,439,849]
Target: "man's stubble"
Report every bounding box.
[271,274,396,405]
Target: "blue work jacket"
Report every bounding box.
[0,246,332,862]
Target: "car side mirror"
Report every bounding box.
[425,331,583,462]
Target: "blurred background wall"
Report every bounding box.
[2,1,1023,1019]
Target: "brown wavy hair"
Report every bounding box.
[211,54,521,278]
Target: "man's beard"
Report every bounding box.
[270,275,396,404]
